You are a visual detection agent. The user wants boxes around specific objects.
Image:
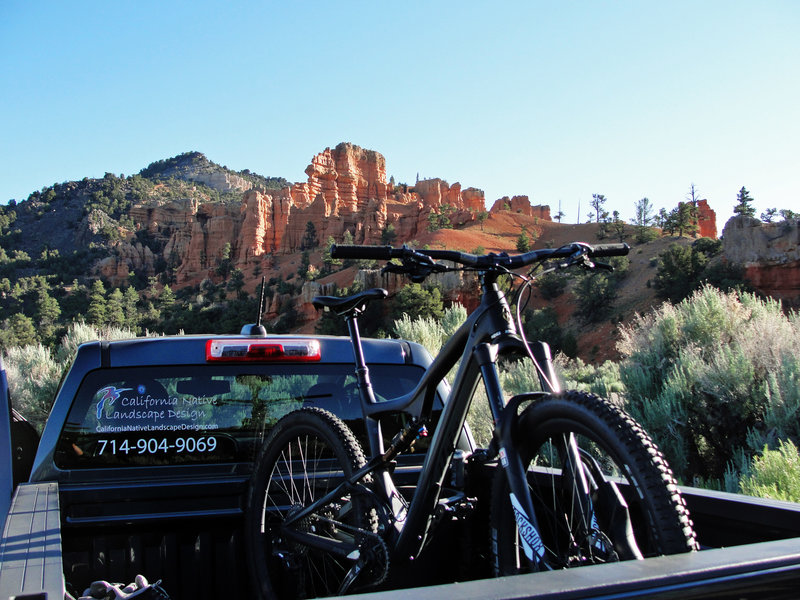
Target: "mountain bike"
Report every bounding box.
[246,241,698,599]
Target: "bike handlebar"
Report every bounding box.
[331,241,629,270]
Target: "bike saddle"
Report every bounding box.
[312,288,388,315]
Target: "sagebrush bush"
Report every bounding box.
[556,357,625,402]
[4,321,143,432]
[393,303,467,357]
[618,285,800,483]
[4,344,64,433]
[739,440,800,503]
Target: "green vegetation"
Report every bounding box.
[618,285,800,487]
[573,256,629,322]
[5,157,800,500]
[426,204,456,231]
[739,440,800,503]
[653,238,749,304]
[733,186,756,218]
[4,322,144,432]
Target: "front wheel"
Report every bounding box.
[490,391,697,575]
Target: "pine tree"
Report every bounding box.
[733,187,756,218]
[106,288,125,328]
[301,222,319,250]
[590,194,607,224]
[35,288,61,341]
[123,286,140,329]
[516,226,531,252]
[87,280,107,325]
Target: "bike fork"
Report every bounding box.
[477,343,550,570]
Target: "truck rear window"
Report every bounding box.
[55,363,434,469]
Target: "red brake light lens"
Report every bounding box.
[206,339,321,362]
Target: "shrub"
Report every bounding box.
[574,272,617,322]
[739,440,800,502]
[5,322,145,431]
[536,271,568,299]
[4,344,63,433]
[389,283,445,322]
[618,285,800,483]
[393,303,467,357]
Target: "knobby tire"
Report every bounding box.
[490,390,697,575]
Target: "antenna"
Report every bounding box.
[256,276,266,328]
[240,276,268,336]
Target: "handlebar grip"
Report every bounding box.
[589,243,630,258]
[330,244,393,260]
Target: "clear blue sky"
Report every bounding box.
[2,1,798,231]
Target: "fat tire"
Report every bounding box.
[245,407,376,600]
[490,391,697,575]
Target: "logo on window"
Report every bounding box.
[96,386,132,419]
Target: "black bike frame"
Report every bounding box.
[284,270,565,569]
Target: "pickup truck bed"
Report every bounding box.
[4,479,800,599]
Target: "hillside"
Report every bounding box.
[4,142,798,363]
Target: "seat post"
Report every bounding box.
[345,312,385,454]
[345,312,372,400]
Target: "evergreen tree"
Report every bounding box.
[227,268,245,295]
[106,288,125,328]
[733,186,756,217]
[761,208,778,223]
[216,243,232,277]
[322,236,342,272]
[35,288,61,341]
[87,280,107,325]
[381,223,397,245]
[516,226,531,252]
[390,283,445,322]
[631,198,658,243]
[123,286,140,329]
[672,202,699,237]
[590,194,608,224]
[4,314,37,346]
[301,221,319,250]
[611,210,626,242]
[159,285,176,312]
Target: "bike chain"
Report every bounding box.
[309,512,391,588]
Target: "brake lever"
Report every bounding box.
[381,251,447,283]
[594,261,614,272]
[381,263,406,276]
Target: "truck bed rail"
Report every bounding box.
[0,482,63,600]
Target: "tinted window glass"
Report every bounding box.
[55,363,432,469]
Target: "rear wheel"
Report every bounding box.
[490,391,697,575]
[246,408,379,599]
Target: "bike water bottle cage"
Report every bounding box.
[313,288,388,316]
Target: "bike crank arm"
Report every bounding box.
[281,526,361,560]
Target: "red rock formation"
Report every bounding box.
[106,143,493,287]
[695,199,717,239]
[490,196,551,221]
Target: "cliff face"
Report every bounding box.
[695,199,717,239]
[489,195,551,220]
[722,215,800,305]
[98,143,496,285]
